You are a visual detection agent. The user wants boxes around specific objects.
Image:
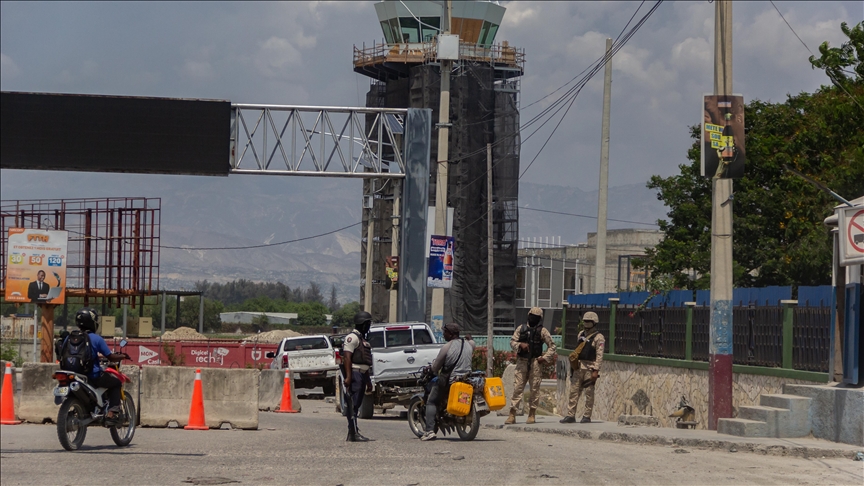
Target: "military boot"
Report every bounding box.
[504,410,516,425]
[526,408,536,424]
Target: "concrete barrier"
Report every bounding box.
[19,363,59,423]
[140,366,259,430]
[259,369,300,412]
[17,363,141,423]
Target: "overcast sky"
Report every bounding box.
[1,0,858,193]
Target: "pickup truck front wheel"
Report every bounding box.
[358,395,375,419]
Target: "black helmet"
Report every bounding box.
[353,311,373,328]
[75,308,99,333]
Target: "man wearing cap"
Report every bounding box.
[560,311,605,423]
[342,311,374,442]
[505,307,557,425]
[421,322,474,441]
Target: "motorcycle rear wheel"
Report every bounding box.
[407,397,425,438]
[456,403,479,441]
[109,395,136,447]
[56,398,88,451]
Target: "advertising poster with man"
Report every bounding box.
[701,94,745,178]
[427,235,454,289]
[4,228,68,304]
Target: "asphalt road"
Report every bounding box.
[1,399,861,486]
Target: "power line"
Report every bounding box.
[768,1,864,112]
[160,222,362,251]
[518,206,659,226]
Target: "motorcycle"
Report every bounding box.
[406,365,490,441]
[52,339,136,451]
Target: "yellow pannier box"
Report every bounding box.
[484,377,506,411]
[446,382,473,417]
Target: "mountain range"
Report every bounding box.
[1,170,668,302]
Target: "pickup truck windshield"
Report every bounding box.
[283,337,329,352]
[367,327,435,349]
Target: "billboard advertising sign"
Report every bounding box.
[701,94,745,178]
[4,228,68,304]
[427,235,454,289]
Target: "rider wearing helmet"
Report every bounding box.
[72,308,129,424]
[341,311,374,442]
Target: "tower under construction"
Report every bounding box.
[355,0,524,335]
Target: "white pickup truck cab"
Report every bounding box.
[267,335,339,395]
[338,322,444,419]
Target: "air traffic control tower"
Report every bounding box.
[354,0,524,334]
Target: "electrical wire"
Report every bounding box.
[159,222,362,251]
[768,1,864,112]
[518,206,659,226]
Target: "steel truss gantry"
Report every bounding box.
[230,104,409,178]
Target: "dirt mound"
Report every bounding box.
[161,326,208,341]
[245,329,303,344]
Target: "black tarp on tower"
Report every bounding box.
[360,62,519,334]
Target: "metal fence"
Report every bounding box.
[793,306,832,371]
[564,302,831,372]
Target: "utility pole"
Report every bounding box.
[486,143,494,377]
[365,182,375,314]
[389,182,400,323]
[431,0,453,337]
[708,0,734,430]
[595,38,613,294]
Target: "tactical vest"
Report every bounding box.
[517,324,544,359]
[577,332,599,362]
[349,331,373,366]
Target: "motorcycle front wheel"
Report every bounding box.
[406,397,425,438]
[56,398,88,451]
[109,394,136,447]
[456,403,479,441]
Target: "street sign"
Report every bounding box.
[839,207,864,266]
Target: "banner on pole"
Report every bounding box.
[4,228,68,304]
[701,94,745,178]
[427,235,454,289]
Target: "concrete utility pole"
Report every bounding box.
[708,0,734,430]
[198,291,205,334]
[431,0,453,336]
[486,143,494,377]
[389,182,401,323]
[595,38,613,294]
[161,291,166,335]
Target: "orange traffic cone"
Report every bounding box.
[275,369,299,413]
[1,362,21,425]
[184,369,208,430]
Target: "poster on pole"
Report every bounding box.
[4,228,68,304]
[839,206,864,266]
[427,235,454,289]
[701,94,745,178]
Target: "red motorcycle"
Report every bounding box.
[52,339,136,451]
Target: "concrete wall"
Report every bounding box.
[259,369,300,412]
[15,363,141,424]
[140,366,259,430]
[784,384,863,446]
[555,356,824,429]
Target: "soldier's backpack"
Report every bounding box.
[58,330,94,374]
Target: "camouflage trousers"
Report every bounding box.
[565,368,596,418]
[510,358,543,413]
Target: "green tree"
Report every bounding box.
[331,301,362,327]
[809,21,864,90]
[641,23,863,289]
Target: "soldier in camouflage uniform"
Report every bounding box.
[505,307,557,425]
[561,311,605,423]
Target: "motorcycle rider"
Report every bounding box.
[421,322,475,441]
[66,308,129,424]
[342,311,374,442]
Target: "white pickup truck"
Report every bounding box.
[266,335,339,395]
[338,322,444,419]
